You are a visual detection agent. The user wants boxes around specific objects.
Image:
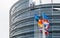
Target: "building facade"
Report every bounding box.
[10,0,60,38]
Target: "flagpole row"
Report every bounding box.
[42,13,46,38]
[39,0,42,38]
[40,0,46,38]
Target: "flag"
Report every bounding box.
[37,19,50,29]
[34,13,50,35]
[34,13,50,29]
[42,13,50,35]
[43,19,50,30]
[42,13,50,29]
[42,13,49,20]
[34,14,40,21]
[40,29,49,35]
[38,19,44,28]
[45,30,49,35]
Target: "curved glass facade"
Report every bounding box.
[10,0,60,38]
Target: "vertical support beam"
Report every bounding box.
[51,0,53,38]
[42,26,46,38]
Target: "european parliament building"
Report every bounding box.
[10,0,60,38]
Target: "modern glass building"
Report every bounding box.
[10,0,60,38]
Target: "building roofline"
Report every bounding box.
[10,3,60,12]
[9,0,20,13]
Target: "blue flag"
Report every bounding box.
[34,14,40,21]
[42,13,49,20]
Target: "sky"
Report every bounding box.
[0,0,18,38]
[0,0,60,38]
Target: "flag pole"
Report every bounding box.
[42,13,46,38]
[51,0,53,20]
[51,0,53,14]
[39,0,42,38]
[51,0,53,38]
[40,0,46,38]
